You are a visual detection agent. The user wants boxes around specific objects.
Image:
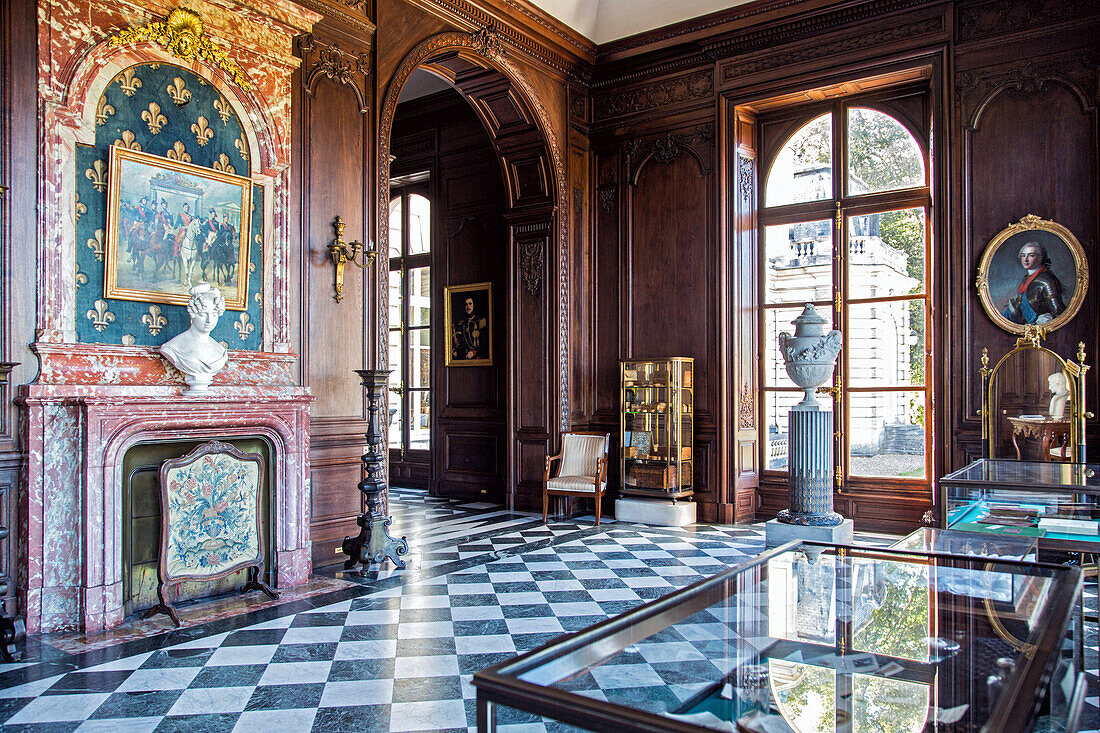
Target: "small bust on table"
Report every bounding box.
[1048,371,1071,420]
[160,283,229,394]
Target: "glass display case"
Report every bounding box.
[941,459,1100,553]
[620,358,693,499]
[473,541,1083,733]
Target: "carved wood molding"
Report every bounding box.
[401,0,591,79]
[956,0,1097,42]
[293,0,375,34]
[298,33,370,114]
[594,69,712,121]
[378,30,571,431]
[737,154,754,203]
[739,383,755,429]
[597,186,616,214]
[721,16,943,82]
[700,0,931,59]
[626,129,712,186]
[957,58,1097,128]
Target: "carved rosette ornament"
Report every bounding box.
[108,9,250,91]
[471,26,505,62]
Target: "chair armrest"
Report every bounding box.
[544,452,563,483]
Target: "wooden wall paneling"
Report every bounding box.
[953,45,1099,467]
[568,80,593,428]
[296,20,375,565]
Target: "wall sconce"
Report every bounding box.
[328,215,376,302]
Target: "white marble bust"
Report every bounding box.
[1048,371,1070,420]
[160,283,229,393]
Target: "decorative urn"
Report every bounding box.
[778,304,842,411]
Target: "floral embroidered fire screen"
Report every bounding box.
[154,440,276,625]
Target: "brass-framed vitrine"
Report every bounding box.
[620,358,693,499]
[979,326,1090,463]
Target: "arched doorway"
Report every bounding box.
[378,31,568,509]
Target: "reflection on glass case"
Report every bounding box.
[621,358,693,499]
[474,542,1083,733]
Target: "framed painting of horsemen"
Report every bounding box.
[444,282,492,366]
[105,145,253,310]
[976,214,1088,335]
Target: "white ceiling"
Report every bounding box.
[527,0,750,44]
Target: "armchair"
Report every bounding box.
[543,432,610,525]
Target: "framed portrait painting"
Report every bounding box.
[976,214,1088,335]
[445,282,492,366]
[106,145,252,310]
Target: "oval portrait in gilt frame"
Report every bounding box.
[976,214,1088,335]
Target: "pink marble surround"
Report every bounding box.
[25,0,321,633]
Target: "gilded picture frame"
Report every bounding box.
[445,282,492,366]
[976,214,1088,335]
[106,145,252,310]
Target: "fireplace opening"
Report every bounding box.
[122,436,275,617]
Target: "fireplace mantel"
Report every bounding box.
[21,372,313,633]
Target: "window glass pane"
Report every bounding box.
[387,331,402,447]
[764,306,834,387]
[408,193,430,255]
[853,674,930,733]
[768,660,836,732]
[408,267,430,326]
[763,391,804,470]
[848,391,926,478]
[388,196,402,258]
[408,328,430,390]
[765,221,833,305]
[765,113,832,207]
[848,208,925,299]
[847,301,925,388]
[847,107,925,194]
[388,269,402,328]
[409,390,430,450]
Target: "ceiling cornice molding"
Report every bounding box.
[403,0,596,79]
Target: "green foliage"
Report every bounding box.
[847,109,923,192]
[852,561,929,660]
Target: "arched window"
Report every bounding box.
[760,97,931,489]
[389,179,433,455]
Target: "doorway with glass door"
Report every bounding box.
[388,177,432,488]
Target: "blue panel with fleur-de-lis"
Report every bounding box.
[75,62,263,350]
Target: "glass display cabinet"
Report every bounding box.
[941,459,1100,553]
[620,358,693,499]
[473,541,1083,733]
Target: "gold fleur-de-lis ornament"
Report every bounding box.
[234,312,254,340]
[166,141,191,162]
[76,194,87,222]
[167,77,192,106]
[192,116,213,146]
[116,68,143,96]
[142,102,167,134]
[235,132,249,162]
[213,96,233,124]
[85,160,108,192]
[141,304,168,335]
[121,334,136,346]
[95,96,116,126]
[86,229,106,261]
[86,299,115,332]
[212,153,235,173]
[113,130,141,150]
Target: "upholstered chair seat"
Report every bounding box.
[543,432,610,525]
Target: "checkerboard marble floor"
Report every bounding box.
[0,488,1097,732]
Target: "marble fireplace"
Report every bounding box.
[24,0,321,632]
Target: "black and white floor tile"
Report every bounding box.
[0,488,1095,732]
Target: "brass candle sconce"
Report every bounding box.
[327,215,376,302]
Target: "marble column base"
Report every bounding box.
[765,517,854,548]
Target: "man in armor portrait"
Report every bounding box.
[1001,241,1066,325]
[452,296,487,361]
